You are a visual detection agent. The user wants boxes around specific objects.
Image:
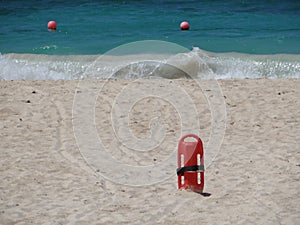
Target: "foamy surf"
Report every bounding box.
[1,48,299,80]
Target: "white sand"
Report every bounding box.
[0,79,299,225]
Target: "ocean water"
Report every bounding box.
[0,0,300,80]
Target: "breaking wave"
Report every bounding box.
[1,47,299,80]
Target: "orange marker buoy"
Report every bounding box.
[180,21,190,30]
[48,21,57,30]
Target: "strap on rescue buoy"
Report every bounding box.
[176,165,205,176]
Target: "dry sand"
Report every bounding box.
[0,78,299,225]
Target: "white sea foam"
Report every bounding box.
[1,48,299,80]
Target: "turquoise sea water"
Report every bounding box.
[0,0,300,79]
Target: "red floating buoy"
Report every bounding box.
[48,21,57,30]
[177,134,204,193]
[180,21,190,30]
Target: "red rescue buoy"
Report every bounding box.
[180,21,190,30]
[48,21,57,30]
[177,134,204,193]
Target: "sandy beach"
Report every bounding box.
[0,78,299,225]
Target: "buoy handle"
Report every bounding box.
[179,133,201,143]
